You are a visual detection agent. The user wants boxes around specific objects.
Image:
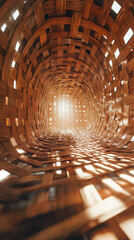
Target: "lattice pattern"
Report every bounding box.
[0,0,134,239]
[0,133,134,239]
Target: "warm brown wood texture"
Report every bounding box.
[0,0,134,239]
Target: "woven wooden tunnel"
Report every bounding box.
[0,0,134,239]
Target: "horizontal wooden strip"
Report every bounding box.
[22,17,109,57]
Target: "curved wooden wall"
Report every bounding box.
[0,0,134,239]
[0,0,134,152]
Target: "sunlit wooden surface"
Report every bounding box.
[0,0,134,239]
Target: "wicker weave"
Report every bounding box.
[0,0,134,239]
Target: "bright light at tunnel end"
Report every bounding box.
[58,98,70,117]
[47,94,88,133]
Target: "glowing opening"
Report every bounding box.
[130,136,134,142]
[1,23,7,32]
[56,169,62,175]
[121,80,124,85]
[105,52,108,57]
[124,28,133,44]
[0,170,10,182]
[109,60,113,67]
[12,10,20,20]
[114,87,117,92]
[56,161,61,167]
[15,41,20,51]
[111,1,121,14]
[11,60,16,68]
[114,48,120,59]
[121,134,126,139]
[13,80,16,89]
[17,148,25,154]
[103,35,107,39]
